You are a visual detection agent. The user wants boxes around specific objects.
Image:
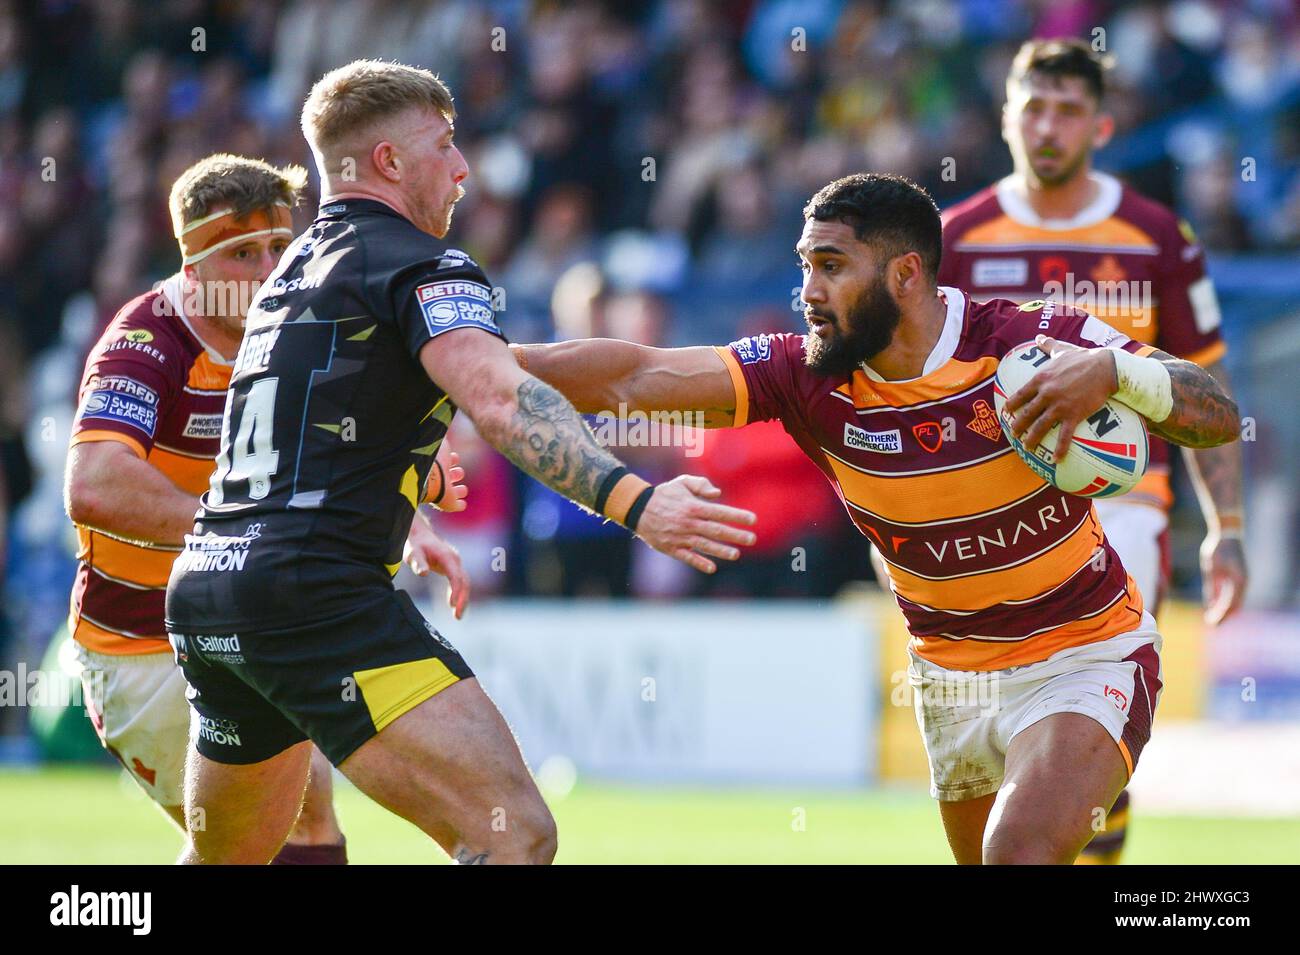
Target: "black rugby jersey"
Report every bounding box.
[166,197,503,630]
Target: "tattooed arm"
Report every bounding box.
[1140,349,1241,448]
[1181,359,1248,624]
[419,330,755,573]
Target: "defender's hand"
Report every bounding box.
[1005,336,1117,461]
[404,515,470,619]
[425,447,468,512]
[634,474,757,574]
[1201,532,1247,627]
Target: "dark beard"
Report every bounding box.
[804,276,902,377]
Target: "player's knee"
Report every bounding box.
[983,830,1076,865]
[516,806,557,864]
[497,790,557,864]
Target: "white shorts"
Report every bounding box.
[909,613,1164,802]
[1094,499,1167,612]
[72,644,189,808]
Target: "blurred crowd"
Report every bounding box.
[1,0,1298,659]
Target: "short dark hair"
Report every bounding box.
[802,173,943,280]
[1007,38,1111,103]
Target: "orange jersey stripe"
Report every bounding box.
[188,349,233,391]
[953,214,1159,254]
[71,614,170,655]
[835,357,999,411]
[77,528,180,588]
[1183,340,1227,368]
[828,445,1045,523]
[713,345,750,427]
[1126,465,1173,510]
[148,444,217,496]
[70,428,148,460]
[911,578,1143,670]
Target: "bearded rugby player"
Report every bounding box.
[514,173,1240,864]
[939,39,1248,863]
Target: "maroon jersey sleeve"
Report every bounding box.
[713,332,808,427]
[71,295,186,459]
[1151,216,1225,364]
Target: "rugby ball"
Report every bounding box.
[992,341,1149,498]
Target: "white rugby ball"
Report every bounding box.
[993,341,1149,498]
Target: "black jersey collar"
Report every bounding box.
[316,196,407,222]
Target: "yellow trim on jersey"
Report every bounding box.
[399,465,421,511]
[353,657,461,733]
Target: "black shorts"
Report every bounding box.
[169,588,473,766]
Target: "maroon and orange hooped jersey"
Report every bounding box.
[939,172,1225,510]
[68,278,233,655]
[715,288,1156,671]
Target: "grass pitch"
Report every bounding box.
[2,766,1296,864]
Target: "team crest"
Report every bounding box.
[912,421,944,453]
[966,399,1002,442]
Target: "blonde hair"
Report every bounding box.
[301,59,455,156]
[168,153,308,236]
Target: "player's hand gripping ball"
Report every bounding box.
[994,338,1148,498]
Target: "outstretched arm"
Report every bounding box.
[1006,336,1240,458]
[510,340,741,428]
[421,330,755,573]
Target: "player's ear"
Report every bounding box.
[889,252,925,298]
[371,140,401,183]
[1092,111,1115,151]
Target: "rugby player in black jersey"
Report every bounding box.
[165,59,757,865]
